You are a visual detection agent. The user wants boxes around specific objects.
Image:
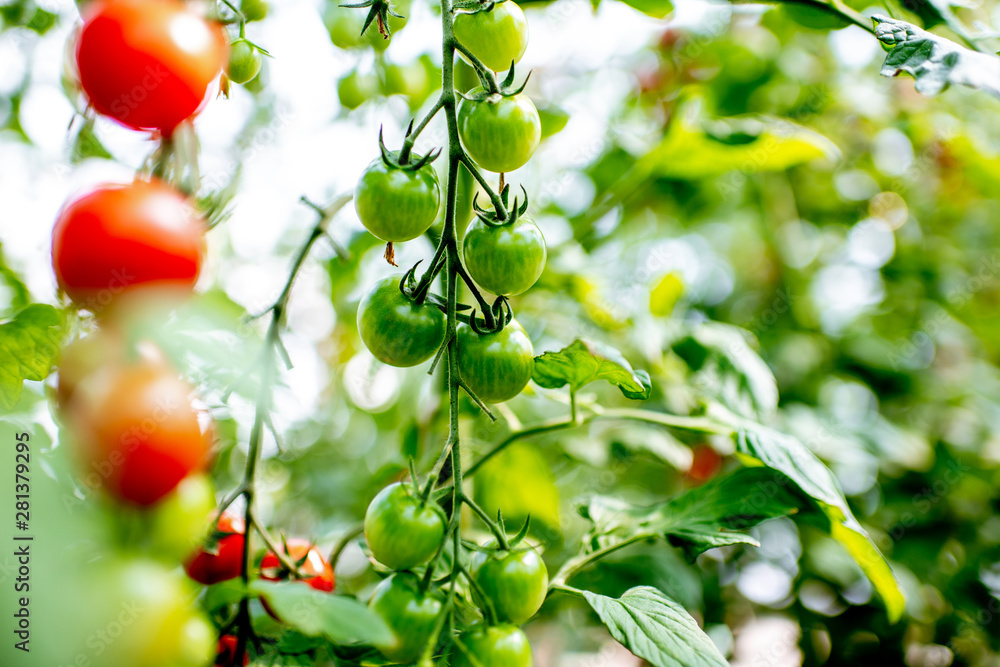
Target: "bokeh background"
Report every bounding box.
[3,0,1000,664]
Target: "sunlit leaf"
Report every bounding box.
[0,304,66,411]
[873,15,1000,99]
[533,338,652,399]
[618,0,674,19]
[576,586,728,667]
[474,442,560,534]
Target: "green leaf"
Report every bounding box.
[618,0,674,19]
[644,98,840,180]
[0,304,66,411]
[577,586,728,667]
[249,580,392,646]
[71,120,113,163]
[532,338,652,399]
[873,15,1000,99]
[0,246,31,314]
[714,410,906,622]
[579,468,809,560]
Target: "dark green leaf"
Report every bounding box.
[580,467,809,560]
[873,15,1000,99]
[533,338,652,399]
[0,304,66,411]
[577,586,728,667]
[249,580,393,646]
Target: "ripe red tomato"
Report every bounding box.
[68,359,212,506]
[75,0,227,133]
[261,539,335,593]
[51,180,206,312]
[686,444,723,484]
[215,634,249,667]
[185,512,247,585]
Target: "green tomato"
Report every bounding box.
[463,216,545,296]
[240,0,269,21]
[227,39,262,85]
[96,559,216,667]
[456,319,534,403]
[148,474,216,562]
[382,60,431,110]
[458,89,541,173]
[357,276,446,367]
[323,0,409,51]
[355,158,441,242]
[369,572,444,663]
[338,69,380,110]
[453,1,529,73]
[472,543,548,624]
[365,481,447,569]
[452,625,533,667]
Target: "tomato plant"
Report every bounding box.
[463,215,546,296]
[75,0,227,133]
[453,0,529,73]
[51,180,206,312]
[260,538,336,593]
[184,511,246,585]
[354,150,442,244]
[364,481,447,569]
[452,625,533,667]
[472,543,549,624]
[458,89,541,173]
[368,572,444,663]
[456,319,535,403]
[357,276,447,367]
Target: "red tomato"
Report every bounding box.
[75,0,227,133]
[215,635,249,667]
[261,539,335,591]
[56,329,167,410]
[686,444,723,484]
[185,512,246,585]
[68,360,212,506]
[51,180,206,312]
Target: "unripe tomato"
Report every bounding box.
[456,319,534,403]
[355,158,441,243]
[51,180,206,313]
[357,276,446,367]
[323,0,409,51]
[149,474,216,562]
[95,559,216,667]
[338,70,379,110]
[240,0,269,22]
[463,216,546,296]
[184,511,246,585]
[226,39,262,85]
[68,361,211,506]
[215,635,249,666]
[472,543,548,624]
[75,0,227,133]
[458,90,541,173]
[452,625,533,667]
[260,538,336,593]
[364,481,446,569]
[454,1,529,72]
[369,572,444,663]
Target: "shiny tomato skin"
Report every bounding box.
[369,572,444,664]
[462,216,546,296]
[472,543,548,624]
[458,89,541,173]
[452,625,533,667]
[453,1,529,72]
[69,361,211,506]
[75,0,227,133]
[364,481,447,570]
[226,39,262,84]
[456,319,534,403]
[354,159,441,242]
[51,180,206,312]
[357,276,446,367]
[260,538,336,593]
[184,511,246,585]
